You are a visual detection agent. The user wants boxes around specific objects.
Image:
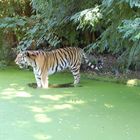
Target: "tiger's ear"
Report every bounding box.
[25,51,37,59]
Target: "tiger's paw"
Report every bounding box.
[73,84,82,87]
[27,83,37,88]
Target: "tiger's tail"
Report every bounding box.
[82,52,103,70]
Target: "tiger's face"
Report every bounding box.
[15,51,33,68]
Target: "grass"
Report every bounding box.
[0,67,140,140]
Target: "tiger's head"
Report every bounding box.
[15,51,37,69]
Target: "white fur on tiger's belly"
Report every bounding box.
[48,68,56,75]
[48,65,67,75]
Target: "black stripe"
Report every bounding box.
[37,77,41,80]
[59,64,63,70]
[51,53,56,71]
[66,49,74,65]
[57,50,66,67]
[71,67,78,73]
[62,52,68,67]
[93,64,96,68]
[73,73,78,77]
[65,49,71,59]
[34,60,37,67]
[63,51,68,60]
[54,53,59,72]
[71,61,77,69]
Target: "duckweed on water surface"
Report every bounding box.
[0,67,140,140]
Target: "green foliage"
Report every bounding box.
[87,1,140,69]
[0,15,61,50]
[118,18,140,68]
[0,0,140,70]
[0,0,101,50]
[0,30,13,68]
[0,0,31,17]
[102,0,140,8]
[118,18,140,41]
[28,0,100,48]
[0,0,32,67]
[70,6,102,31]
[0,17,26,28]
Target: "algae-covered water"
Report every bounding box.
[0,68,140,140]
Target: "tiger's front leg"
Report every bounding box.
[33,68,42,88]
[34,73,42,88]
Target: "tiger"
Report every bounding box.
[15,47,103,88]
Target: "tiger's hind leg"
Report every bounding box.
[71,65,81,86]
[74,73,80,85]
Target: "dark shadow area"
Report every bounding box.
[28,82,83,88]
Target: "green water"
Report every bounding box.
[0,68,140,140]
